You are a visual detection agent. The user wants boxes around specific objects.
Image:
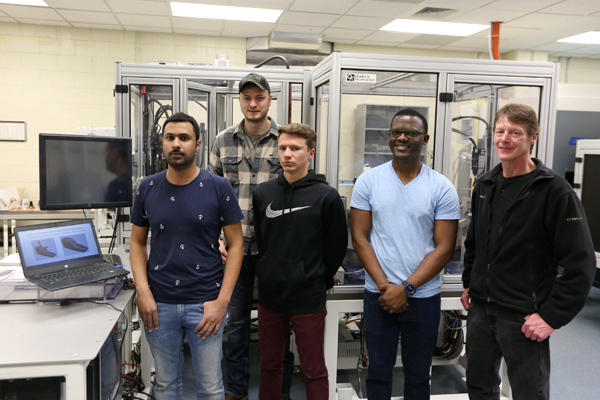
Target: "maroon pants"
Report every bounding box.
[258,305,328,400]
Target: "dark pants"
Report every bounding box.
[364,290,441,400]
[465,299,550,400]
[225,253,294,398]
[258,305,329,400]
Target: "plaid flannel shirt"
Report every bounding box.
[208,117,281,255]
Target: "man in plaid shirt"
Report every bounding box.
[208,73,293,400]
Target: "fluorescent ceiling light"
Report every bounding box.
[171,2,282,23]
[558,31,600,45]
[0,0,48,5]
[381,19,488,37]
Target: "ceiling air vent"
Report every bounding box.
[412,7,458,19]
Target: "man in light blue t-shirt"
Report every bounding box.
[350,109,459,400]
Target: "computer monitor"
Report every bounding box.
[39,134,133,210]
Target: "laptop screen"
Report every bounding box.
[17,220,101,268]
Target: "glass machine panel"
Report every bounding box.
[129,84,174,188]
[449,82,542,277]
[187,87,209,169]
[315,83,330,175]
[336,70,439,287]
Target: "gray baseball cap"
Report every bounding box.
[238,73,270,93]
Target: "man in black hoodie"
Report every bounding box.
[252,123,348,400]
[461,103,596,399]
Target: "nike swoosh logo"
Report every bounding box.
[266,202,311,218]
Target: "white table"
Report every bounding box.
[0,289,134,399]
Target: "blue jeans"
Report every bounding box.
[145,302,226,400]
[364,290,441,400]
[225,253,294,398]
[465,299,550,400]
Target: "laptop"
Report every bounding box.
[14,219,130,291]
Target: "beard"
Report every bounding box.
[165,150,196,170]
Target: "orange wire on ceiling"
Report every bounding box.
[490,21,501,60]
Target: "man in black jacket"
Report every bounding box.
[252,123,348,400]
[461,103,596,400]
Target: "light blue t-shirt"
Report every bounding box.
[350,162,460,298]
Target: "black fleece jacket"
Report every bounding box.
[463,159,596,329]
[252,170,348,314]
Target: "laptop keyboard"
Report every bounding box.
[37,263,115,284]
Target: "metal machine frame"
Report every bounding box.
[112,54,561,400]
[310,52,559,186]
[573,139,600,287]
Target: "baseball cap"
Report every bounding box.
[238,73,270,93]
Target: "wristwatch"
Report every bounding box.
[402,280,416,295]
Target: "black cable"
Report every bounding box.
[108,208,121,254]
[122,390,156,400]
[254,55,290,69]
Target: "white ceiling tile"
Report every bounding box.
[0,4,66,21]
[222,20,275,37]
[278,11,339,27]
[0,16,17,23]
[57,10,119,25]
[404,34,463,46]
[586,54,600,58]
[446,36,489,48]
[469,27,540,40]
[117,14,171,28]
[397,43,440,49]
[168,0,228,4]
[531,42,589,52]
[16,19,71,26]
[104,0,169,16]
[418,0,496,7]
[173,28,221,36]
[45,0,110,12]
[322,27,371,40]
[563,44,600,55]
[0,9,7,16]
[289,0,360,15]
[71,22,123,30]
[361,30,419,43]
[275,24,324,34]
[172,17,223,31]
[450,9,529,24]
[329,38,358,44]
[230,0,293,10]
[331,15,393,30]
[482,0,566,13]
[547,52,590,57]
[497,38,551,50]
[550,17,600,34]
[503,13,578,29]
[123,26,173,33]
[355,40,398,47]
[346,0,420,19]
[540,0,600,16]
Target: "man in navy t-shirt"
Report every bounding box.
[130,112,244,399]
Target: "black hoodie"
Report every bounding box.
[252,170,348,314]
[463,159,596,329]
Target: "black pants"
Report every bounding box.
[466,299,550,400]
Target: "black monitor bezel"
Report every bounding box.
[39,133,133,210]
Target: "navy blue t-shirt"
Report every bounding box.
[131,169,243,304]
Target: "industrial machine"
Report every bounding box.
[112,53,559,398]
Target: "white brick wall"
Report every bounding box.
[0,22,246,204]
